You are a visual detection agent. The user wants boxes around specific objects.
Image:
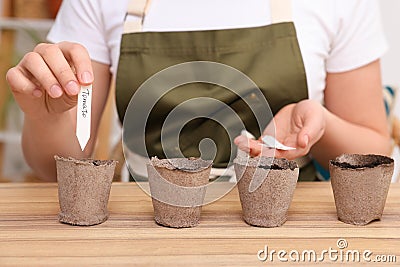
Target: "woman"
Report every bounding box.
[6,0,391,181]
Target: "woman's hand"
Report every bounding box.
[234,99,326,159]
[6,42,93,120]
[5,41,102,181]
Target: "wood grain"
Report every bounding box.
[0,182,399,266]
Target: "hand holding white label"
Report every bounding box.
[76,85,92,151]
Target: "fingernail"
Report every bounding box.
[65,81,80,95]
[81,71,93,84]
[50,85,63,98]
[32,89,42,98]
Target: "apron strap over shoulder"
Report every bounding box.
[127,0,151,16]
[123,0,292,33]
[124,0,152,33]
[270,0,293,23]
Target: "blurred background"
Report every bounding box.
[0,0,399,182]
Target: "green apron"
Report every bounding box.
[116,0,316,180]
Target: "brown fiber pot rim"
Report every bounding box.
[150,157,212,172]
[234,157,298,170]
[54,155,117,167]
[329,154,393,170]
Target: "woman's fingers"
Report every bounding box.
[19,51,64,98]
[296,129,310,149]
[235,135,263,156]
[9,42,93,100]
[6,66,39,97]
[295,103,326,149]
[34,43,80,96]
[234,134,308,160]
[57,42,94,85]
[274,148,304,160]
[6,41,93,119]
[10,52,60,98]
[234,135,251,153]
[32,42,93,97]
[234,135,273,157]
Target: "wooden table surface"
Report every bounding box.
[0,182,399,266]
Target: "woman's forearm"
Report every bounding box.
[311,108,391,169]
[22,111,92,181]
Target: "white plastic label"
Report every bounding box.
[262,135,296,151]
[76,85,92,151]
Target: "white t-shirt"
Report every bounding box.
[48,0,387,104]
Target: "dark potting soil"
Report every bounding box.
[330,154,393,169]
[234,157,298,171]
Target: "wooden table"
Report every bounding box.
[0,182,399,266]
